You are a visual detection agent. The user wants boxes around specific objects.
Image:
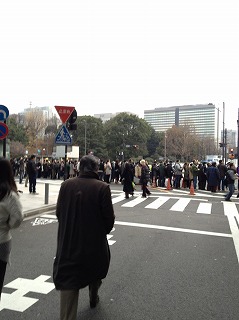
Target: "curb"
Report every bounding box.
[23,204,56,218]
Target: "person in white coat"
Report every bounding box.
[0,158,23,299]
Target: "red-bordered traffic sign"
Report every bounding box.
[55,106,75,123]
[0,122,9,140]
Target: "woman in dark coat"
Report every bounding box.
[53,155,115,319]
[198,163,207,190]
[121,161,134,198]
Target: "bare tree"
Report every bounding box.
[10,141,26,158]
[23,109,47,153]
[165,125,217,161]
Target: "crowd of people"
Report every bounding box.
[9,156,239,201]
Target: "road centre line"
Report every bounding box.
[114,221,232,238]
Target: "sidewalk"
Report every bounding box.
[17,179,62,218]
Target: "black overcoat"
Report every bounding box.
[53,172,115,290]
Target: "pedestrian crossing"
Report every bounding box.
[111,192,239,216]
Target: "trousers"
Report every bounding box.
[0,259,7,299]
[60,280,102,320]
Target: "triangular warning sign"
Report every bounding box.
[55,106,75,123]
[55,125,72,145]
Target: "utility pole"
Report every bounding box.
[237,108,239,166]
[224,128,227,162]
[222,102,225,163]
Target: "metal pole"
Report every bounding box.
[222,102,225,163]
[217,107,219,155]
[44,183,49,204]
[3,120,6,157]
[64,145,67,181]
[84,121,87,155]
[224,128,227,162]
[237,108,239,167]
[164,132,167,161]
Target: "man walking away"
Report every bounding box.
[27,155,38,194]
[217,160,227,191]
[53,155,115,320]
[224,163,237,201]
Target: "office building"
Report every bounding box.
[221,129,236,149]
[144,104,216,137]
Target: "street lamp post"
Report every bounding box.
[215,105,221,155]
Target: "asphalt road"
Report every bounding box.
[1,186,239,320]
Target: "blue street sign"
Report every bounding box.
[0,122,9,140]
[0,105,9,121]
[55,125,72,145]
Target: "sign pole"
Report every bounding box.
[64,145,68,181]
[3,120,6,157]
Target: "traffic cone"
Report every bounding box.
[189,181,195,195]
[166,178,172,190]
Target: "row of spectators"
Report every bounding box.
[9,157,238,194]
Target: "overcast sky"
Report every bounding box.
[0,0,238,130]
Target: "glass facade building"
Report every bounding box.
[144,104,216,137]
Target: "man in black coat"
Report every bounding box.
[53,155,115,320]
[26,155,38,194]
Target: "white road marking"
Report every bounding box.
[122,196,148,207]
[112,194,127,204]
[145,197,170,209]
[197,203,212,215]
[107,227,116,245]
[223,202,239,264]
[170,198,191,212]
[41,214,57,219]
[0,275,54,312]
[223,201,238,216]
[32,218,57,226]
[114,221,232,238]
[107,234,116,245]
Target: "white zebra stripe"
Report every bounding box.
[170,198,191,212]
[122,196,148,207]
[145,197,170,209]
[196,202,212,214]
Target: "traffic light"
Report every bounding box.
[67,109,77,130]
